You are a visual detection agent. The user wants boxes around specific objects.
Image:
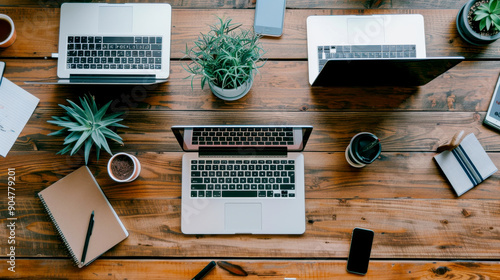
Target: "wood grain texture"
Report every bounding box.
[4,59,500,112]
[2,151,500,200]
[1,259,499,279]
[3,197,500,259]
[0,0,469,9]
[0,7,499,59]
[9,110,499,153]
[2,2,500,278]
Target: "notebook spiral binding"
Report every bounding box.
[38,193,80,266]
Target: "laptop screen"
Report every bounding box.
[312,57,464,86]
[171,125,313,152]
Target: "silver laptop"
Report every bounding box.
[171,125,313,234]
[29,3,171,85]
[307,14,427,85]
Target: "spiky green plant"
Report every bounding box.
[474,0,500,31]
[48,95,127,165]
[182,17,265,90]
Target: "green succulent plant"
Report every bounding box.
[48,95,127,164]
[473,0,500,31]
[183,17,265,90]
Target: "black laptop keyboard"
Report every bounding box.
[190,159,296,198]
[66,36,162,70]
[192,127,295,146]
[318,44,417,71]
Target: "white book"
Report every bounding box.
[434,133,498,196]
[0,78,39,157]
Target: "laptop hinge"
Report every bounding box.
[69,74,157,83]
[199,147,287,157]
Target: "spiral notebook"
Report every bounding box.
[38,166,128,267]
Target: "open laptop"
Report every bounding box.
[307,14,464,86]
[171,125,313,234]
[29,3,171,85]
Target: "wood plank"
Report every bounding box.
[2,151,500,200]
[9,110,499,152]
[5,59,500,112]
[2,259,500,279]
[3,197,500,259]
[1,8,499,59]
[0,0,466,9]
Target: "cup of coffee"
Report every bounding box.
[345,132,382,168]
[107,152,141,183]
[0,14,16,48]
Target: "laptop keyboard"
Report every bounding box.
[66,36,162,70]
[318,44,417,71]
[192,127,295,146]
[190,159,296,198]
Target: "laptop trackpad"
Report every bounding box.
[347,18,385,45]
[225,203,262,233]
[98,6,133,33]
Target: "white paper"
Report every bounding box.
[0,78,39,157]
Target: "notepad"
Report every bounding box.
[0,78,39,157]
[434,133,498,196]
[38,166,128,267]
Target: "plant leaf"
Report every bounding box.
[475,11,490,21]
[80,95,95,123]
[94,100,112,122]
[91,130,102,149]
[480,19,487,31]
[101,127,124,144]
[88,95,99,114]
[70,130,91,156]
[99,118,125,128]
[48,128,68,136]
[492,13,500,25]
[97,129,112,155]
[101,111,125,122]
[65,100,87,119]
[83,137,93,165]
[96,145,101,162]
[56,144,73,155]
[63,131,81,145]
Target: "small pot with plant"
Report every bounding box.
[456,0,500,45]
[183,17,265,101]
[47,95,127,165]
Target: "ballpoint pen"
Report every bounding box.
[192,261,216,280]
[80,210,94,267]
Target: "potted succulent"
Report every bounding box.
[183,17,265,101]
[48,95,127,165]
[456,0,500,45]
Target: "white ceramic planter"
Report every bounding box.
[208,77,253,101]
[107,152,141,183]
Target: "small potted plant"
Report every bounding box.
[48,95,127,165]
[456,0,500,45]
[183,17,265,101]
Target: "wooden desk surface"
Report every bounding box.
[2,0,500,279]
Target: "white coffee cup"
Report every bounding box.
[0,14,16,48]
[107,152,141,183]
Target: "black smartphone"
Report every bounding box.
[253,0,286,37]
[346,227,374,275]
[484,73,500,131]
